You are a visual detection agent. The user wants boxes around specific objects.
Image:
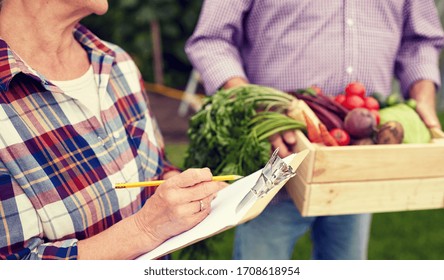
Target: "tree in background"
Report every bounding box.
[81,0,203,88]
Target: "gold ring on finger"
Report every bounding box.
[199,200,204,212]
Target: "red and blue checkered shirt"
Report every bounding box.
[0,24,177,259]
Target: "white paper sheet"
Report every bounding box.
[137,151,307,260]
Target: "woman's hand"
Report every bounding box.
[134,168,227,249]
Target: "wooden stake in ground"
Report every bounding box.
[151,19,164,85]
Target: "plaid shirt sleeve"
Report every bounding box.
[0,164,78,260]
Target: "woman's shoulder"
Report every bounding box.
[75,24,134,62]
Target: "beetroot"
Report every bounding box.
[343,108,377,139]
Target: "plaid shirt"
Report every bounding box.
[0,24,177,259]
[186,0,444,97]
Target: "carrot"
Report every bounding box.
[302,111,322,143]
[318,123,339,146]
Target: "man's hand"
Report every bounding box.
[223,77,249,89]
[409,80,442,129]
[269,130,297,158]
[224,78,298,157]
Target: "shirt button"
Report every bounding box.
[346,66,353,74]
[346,18,354,27]
[113,131,120,139]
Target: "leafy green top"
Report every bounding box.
[184,85,305,176]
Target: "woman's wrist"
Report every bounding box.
[129,213,164,255]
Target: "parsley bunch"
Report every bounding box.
[184,84,305,176]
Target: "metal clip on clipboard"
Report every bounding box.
[235,148,297,213]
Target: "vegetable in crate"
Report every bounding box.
[345,81,366,98]
[342,82,366,110]
[287,98,322,130]
[318,123,339,146]
[291,89,348,131]
[343,95,365,110]
[363,96,380,111]
[302,111,322,143]
[376,121,404,144]
[379,103,431,144]
[385,92,404,107]
[329,128,351,146]
[343,108,377,139]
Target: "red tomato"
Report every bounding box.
[329,128,351,146]
[364,96,380,110]
[345,82,366,98]
[370,109,380,125]
[334,94,346,105]
[310,85,323,95]
[342,95,365,110]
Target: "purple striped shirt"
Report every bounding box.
[0,25,177,259]
[186,0,444,98]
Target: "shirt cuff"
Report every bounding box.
[398,63,441,98]
[199,61,247,95]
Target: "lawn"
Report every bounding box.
[164,112,444,260]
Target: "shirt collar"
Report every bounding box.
[0,40,32,92]
[0,23,115,93]
[73,23,115,57]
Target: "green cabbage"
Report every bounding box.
[379,103,431,144]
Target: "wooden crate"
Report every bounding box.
[285,129,444,216]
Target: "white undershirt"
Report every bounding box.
[51,66,102,124]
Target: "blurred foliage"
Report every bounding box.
[81,0,203,88]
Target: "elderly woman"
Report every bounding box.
[0,1,226,260]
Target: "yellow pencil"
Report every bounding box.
[114,175,243,189]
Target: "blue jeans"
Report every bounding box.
[233,197,372,260]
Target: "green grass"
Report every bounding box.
[163,112,444,260]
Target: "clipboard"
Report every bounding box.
[136,149,309,260]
